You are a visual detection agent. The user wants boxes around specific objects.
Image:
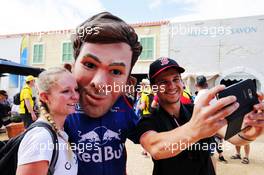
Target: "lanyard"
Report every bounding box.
[173,117,180,127]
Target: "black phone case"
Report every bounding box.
[217,79,258,140]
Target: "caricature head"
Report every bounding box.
[72,12,142,70]
[69,12,142,117]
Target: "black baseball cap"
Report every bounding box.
[149,57,185,84]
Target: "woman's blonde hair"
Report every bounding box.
[36,67,70,132]
[37,67,69,94]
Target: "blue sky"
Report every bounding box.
[1,0,264,34]
[100,0,191,22]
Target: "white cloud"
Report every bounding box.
[148,0,198,9]
[0,0,105,34]
[171,0,264,22]
[148,0,162,9]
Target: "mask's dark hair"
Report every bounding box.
[72,12,142,70]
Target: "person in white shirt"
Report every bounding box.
[194,75,210,104]
[194,75,227,164]
[17,67,79,175]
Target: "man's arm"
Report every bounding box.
[140,123,198,160]
[140,85,238,160]
[217,124,263,146]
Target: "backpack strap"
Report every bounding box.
[0,122,59,175]
[28,122,59,175]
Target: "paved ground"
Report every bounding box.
[126,135,264,175]
[0,131,8,140]
[1,131,263,175]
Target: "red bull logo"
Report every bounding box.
[77,143,125,163]
[78,126,122,146]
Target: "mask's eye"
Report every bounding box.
[110,69,122,75]
[83,62,96,69]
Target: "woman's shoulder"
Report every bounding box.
[20,125,54,147]
[17,125,55,166]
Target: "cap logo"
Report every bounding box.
[160,57,169,66]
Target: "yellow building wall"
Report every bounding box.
[27,25,162,74]
[133,25,161,74]
[28,31,74,69]
[134,25,161,60]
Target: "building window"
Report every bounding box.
[62,42,73,62]
[140,36,155,60]
[33,44,44,64]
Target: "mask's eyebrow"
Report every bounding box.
[109,62,126,67]
[83,53,126,68]
[82,53,101,64]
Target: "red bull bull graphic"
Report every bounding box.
[78,126,122,146]
[103,129,121,141]
[78,130,101,142]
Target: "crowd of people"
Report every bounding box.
[0,11,264,175]
[0,90,11,130]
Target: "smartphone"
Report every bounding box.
[217,79,259,140]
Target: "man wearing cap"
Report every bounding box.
[19,75,37,128]
[136,57,264,175]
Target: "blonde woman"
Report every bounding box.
[16,67,79,175]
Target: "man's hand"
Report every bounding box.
[241,92,264,139]
[187,85,239,141]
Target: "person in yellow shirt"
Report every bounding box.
[19,75,37,128]
[139,79,153,117]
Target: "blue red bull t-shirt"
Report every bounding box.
[64,96,139,175]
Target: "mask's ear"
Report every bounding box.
[64,63,73,72]
[125,76,137,95]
